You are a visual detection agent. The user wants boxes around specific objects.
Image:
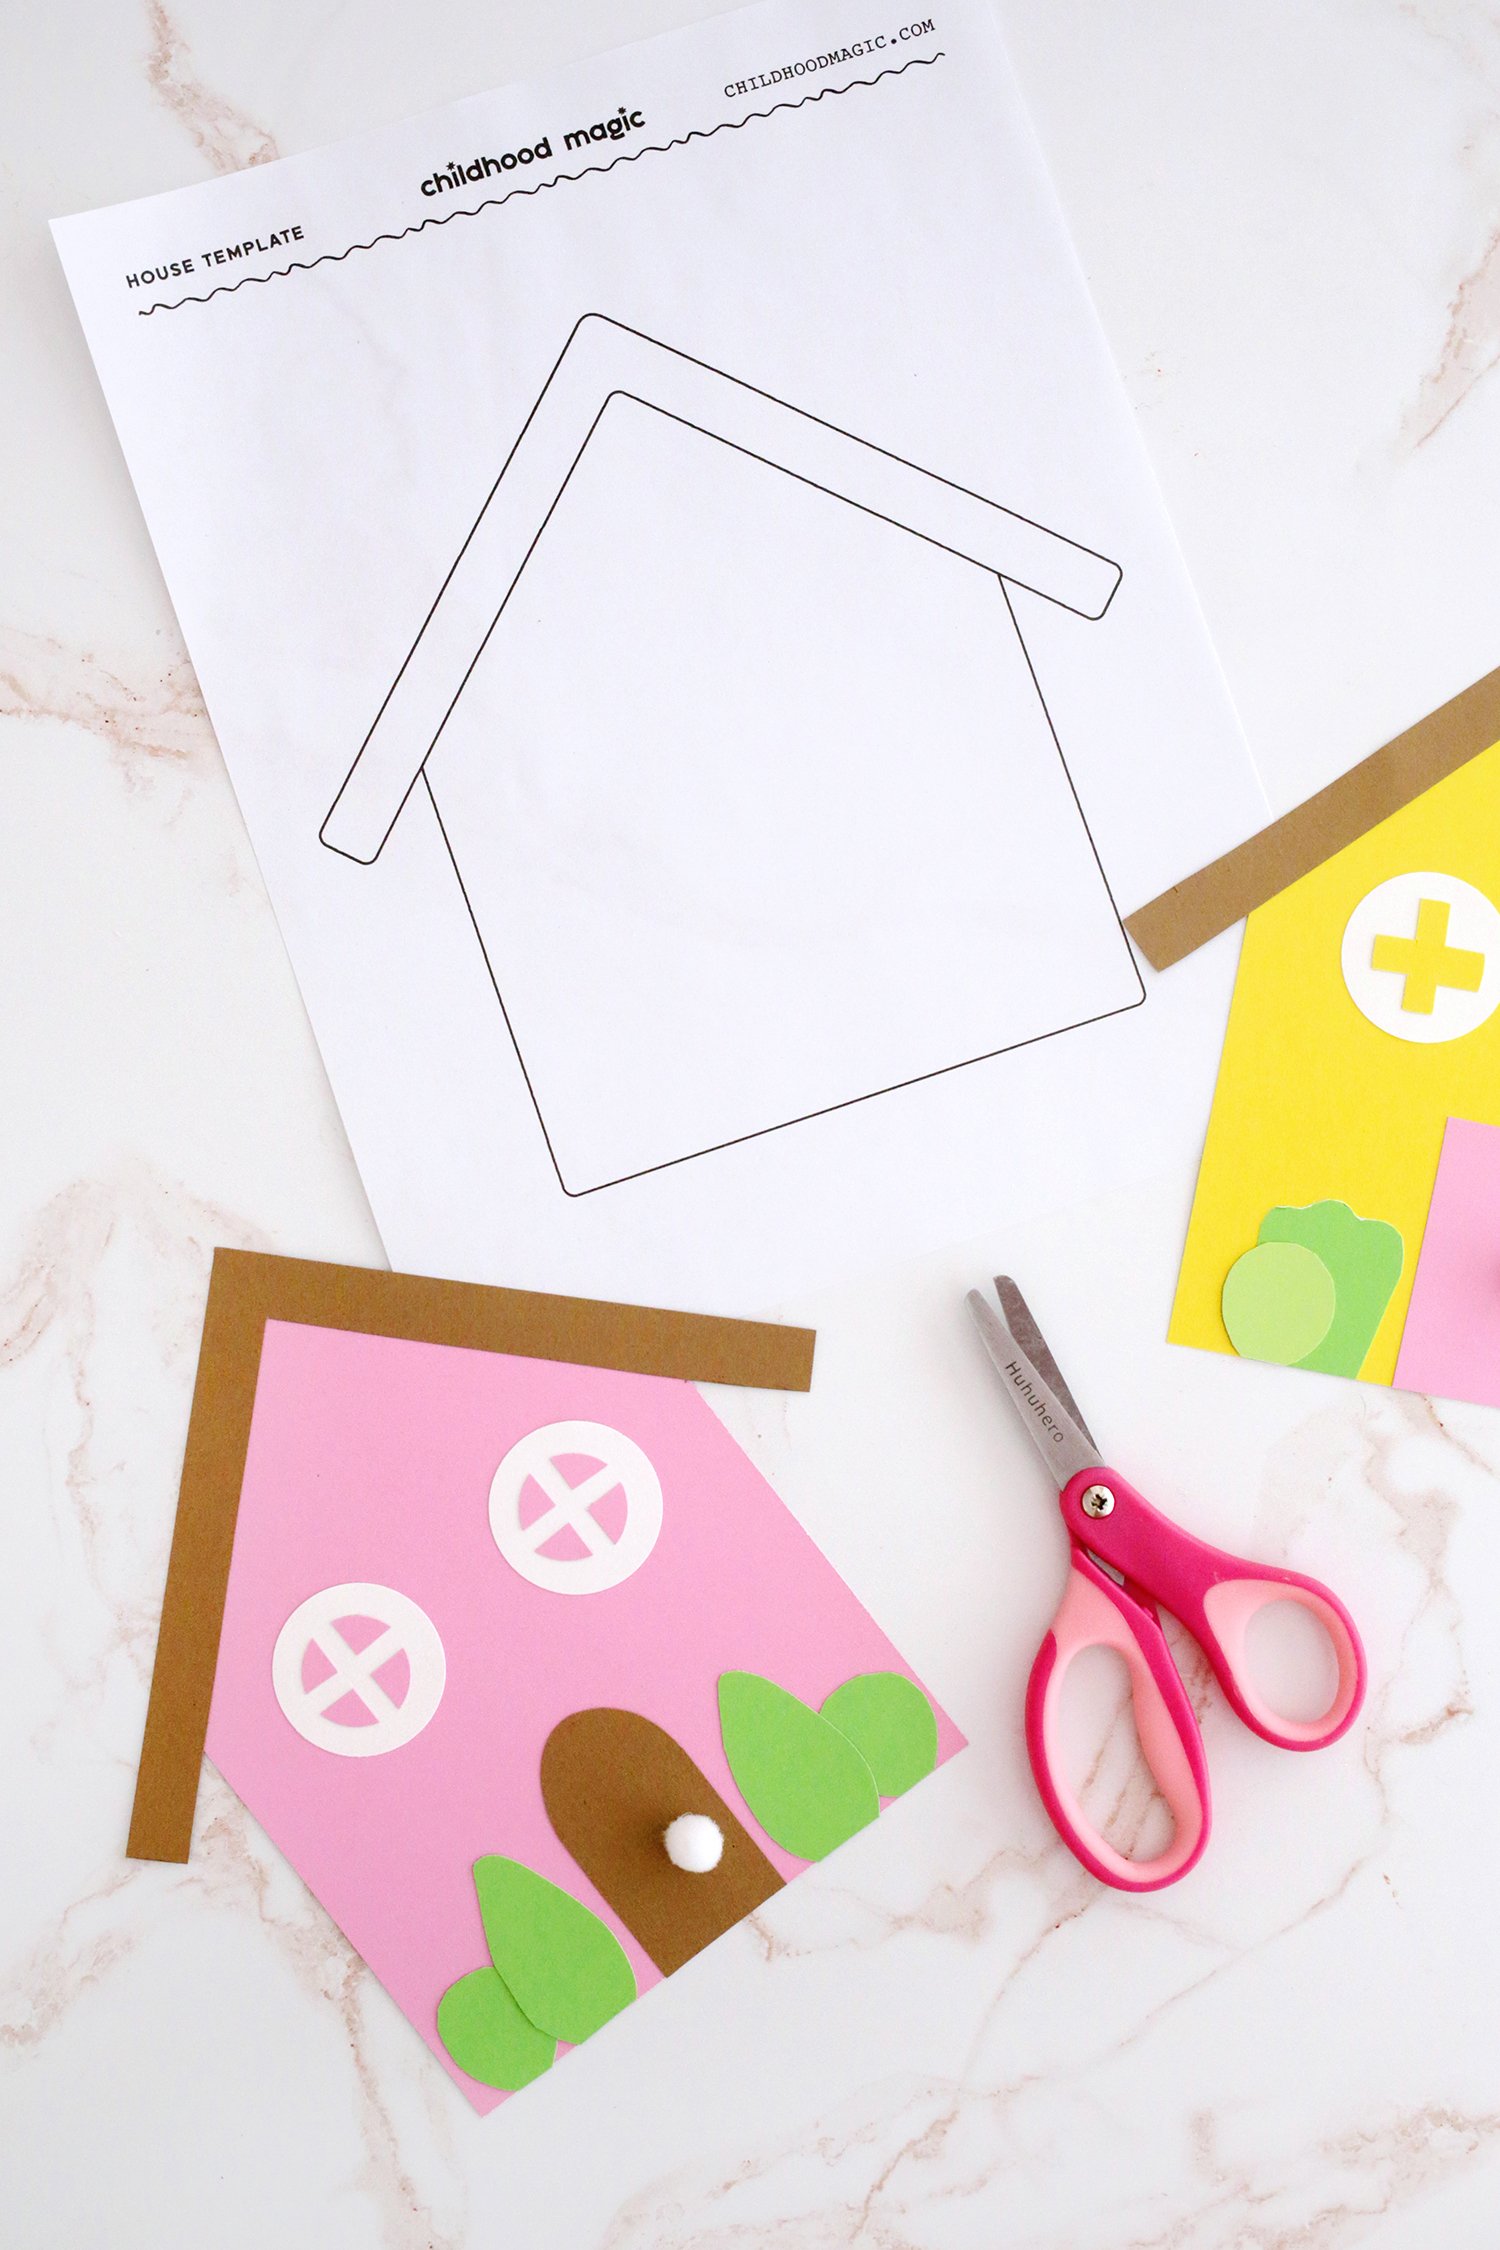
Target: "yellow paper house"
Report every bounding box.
[1172,740,1500,1385]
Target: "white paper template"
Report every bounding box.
[54,0,1266,1308]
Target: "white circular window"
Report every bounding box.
[271,1582,446,1756]
[489,1420,663,1595]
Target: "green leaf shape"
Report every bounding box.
[718,1671,880,1860]
[1221,1241,1336,1366]
[820,1672,938,1799]
[1256,1200,1403,1377]
[436,1966,555,2090]
[473,1856,636,2045]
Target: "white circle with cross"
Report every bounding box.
[272,1583,447,1756]
[489,1420,663,1595]
[1342,870,1500,1044]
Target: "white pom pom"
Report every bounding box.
[663,1813,724,1872]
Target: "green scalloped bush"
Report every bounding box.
[718,1671,879,1860]
[819,1672,937,1799]
[473,1856,636,2045]
[436,1966,555,2090]
[1256,1199,1403,1377]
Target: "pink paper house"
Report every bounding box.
[206,1310,963,2109]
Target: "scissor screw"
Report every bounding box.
[1081,1484,1115,1519]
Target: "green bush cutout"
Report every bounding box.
[1221,1241,1336,1366]
[820,1672,937,1798]
[473,1855,636,2045]
[436,1965,555,2091]
[436,1855,637,2087]
[1255,1200,1403,1376]
[718,1671,879,1860]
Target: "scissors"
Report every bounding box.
[967,1276,1366,1891]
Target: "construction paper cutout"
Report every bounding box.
[1221,1243,1336,1367]
[436,1967,556,2092]
[369,1649,411,1704]
[488,1421,663,1596]
[1394,1119,1500,1408]
[541,1708,782,1975]
[1255,1202,1403,1376]
[819,1673,939,1799]
[332,1614,388,1654]
[130,1248,813,1864]
[1341,872,1500,1042]
[1171,741,1500,1390]
[271,1583,445,1756]
[203,1318,962,2111]
[1127,664,1500,969]
[300,1642,336,1692]
[718,1672,880,1861]
[321,1691,376,1728]
[1371,901,1483,1012]
[471,1855,635,2045]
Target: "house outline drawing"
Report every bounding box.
[321,313,1141,1195]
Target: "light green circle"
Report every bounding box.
[1221,1241,1337,1365]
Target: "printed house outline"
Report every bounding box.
[321,314,1141,1195]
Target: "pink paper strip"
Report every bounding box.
[1394,1118,1500,1410]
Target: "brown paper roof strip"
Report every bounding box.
[128,1249,816,1866]
[1124,663,1500,970]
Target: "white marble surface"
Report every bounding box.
[7,2,1500,2242]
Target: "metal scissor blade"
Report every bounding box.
[966,1276,1101,1489]
[992,1277,1097,1454]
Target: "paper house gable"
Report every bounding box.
[192,1256,963,2110]
[321,315,1141,1193]
[1170,740,1500,1399]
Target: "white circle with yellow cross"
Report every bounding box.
[1342,870,1500,1043]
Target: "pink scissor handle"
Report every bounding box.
[1026,1550,1211,1892]
[1059,1470,1366,1752]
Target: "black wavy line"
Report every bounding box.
[138,52,944,316]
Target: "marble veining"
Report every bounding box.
[1396,4,1500,450]
[144,0,279,173]
[1400,222,1500,450]
[0,624,215,799]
